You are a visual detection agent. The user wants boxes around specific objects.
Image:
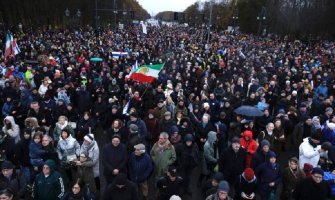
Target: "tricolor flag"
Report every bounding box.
[129,63,164,83]
[129,60,139,76]
[112,52,128,59]
[5,32,20,61]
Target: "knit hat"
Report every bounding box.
[1,161,14,170]
[169,126,179,135]
[312,167,324,176]
[184,134,194,142]
[212,172,224,182]
[243,168,255,181]
[289,157,299,163]
[217,180,230,193]
[311,131,322,141]
[83,134,94,143]
[261,139,270,148]
[321,142,332,151]
[231,137,240,144]
[303,163,313,172]
[169,195,182,200]
[129,124,139,133]
[325,107,333,113]
[268,151,277,159]
[129,112,139,118]
[115,173,127,185]
[168,165,177,177]
[111,134,121,140]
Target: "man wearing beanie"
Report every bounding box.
[102,173,138,200]
[235,168,257,200]
[219,137,246,192]
[293,167,331,200]
[206,180,233,200]
[127,112,148,141]
[101,134,127,184]
[251,139,274,170]
[299,131,323,168]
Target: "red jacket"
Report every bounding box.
[240,130,258,168]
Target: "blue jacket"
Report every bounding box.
[128,152,153,183]
[29,141,45,159]
[127,119,148,140]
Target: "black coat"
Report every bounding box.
[195,123,215,151]
[15,138,31,167]
[102,143,127,184]
[292,177,331,200]
[102,180,138,200]
[157,175,183,200]
[219,146,246,184]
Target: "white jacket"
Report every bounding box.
[2,116,20,144]
[299,137,321,169]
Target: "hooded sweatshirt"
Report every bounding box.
[32,159,65,200]
[204,131,218,163]
[2,116,20,143]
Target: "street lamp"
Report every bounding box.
[257,6,267,36]
[232,13,238,34]
[76,10,81,18]
[65,8,70,17]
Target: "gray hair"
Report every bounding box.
[160,132,169,139]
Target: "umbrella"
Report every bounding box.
[234,105,264,117]
[90,57,103,62]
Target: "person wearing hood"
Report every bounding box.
[219,137,247,190]
[57,129,80,185]
[202,172,225,198]
[235,168,257,200]
[2,96,14,117]
[299,131,323,168]
[175,134,199,193]
[102,173,138,200]
[240,130,258,168]
[169,125,182,146]
[321,119,335,145]
[32,159,65,200]
[292,167,331,200]
[251,139,275,170]
[205,180,233,200]
[2,116,20,144]
[255,151,281,200]
[281,157,305,200]
[204,131,219,178]
[80,134,100,192]
[128,143,153,200]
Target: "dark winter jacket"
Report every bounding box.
[219,146,246,181]
[32,159,65,200]
[128,152,153,183]
[101,143,127,183]
[102,180,138,200]
[175,135,200,169]
[157,175,183,200]
[292,177,331,200]
[0,170,27,198]
[235,174,257,200]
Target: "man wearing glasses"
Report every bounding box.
[292,167,331,200]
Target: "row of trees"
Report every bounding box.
[0,0,150,28]
[155,0,335,36]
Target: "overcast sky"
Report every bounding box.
[138,0,207,16]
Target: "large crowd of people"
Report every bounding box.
[0,24,334,200]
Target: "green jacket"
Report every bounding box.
[33,160,65,200]
[150,140,176,177]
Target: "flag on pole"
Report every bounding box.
[129,63,164,83]
[5,32,20,61]
[129,60,139,76]
[112,52,128,59]
[142,23,147,34]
